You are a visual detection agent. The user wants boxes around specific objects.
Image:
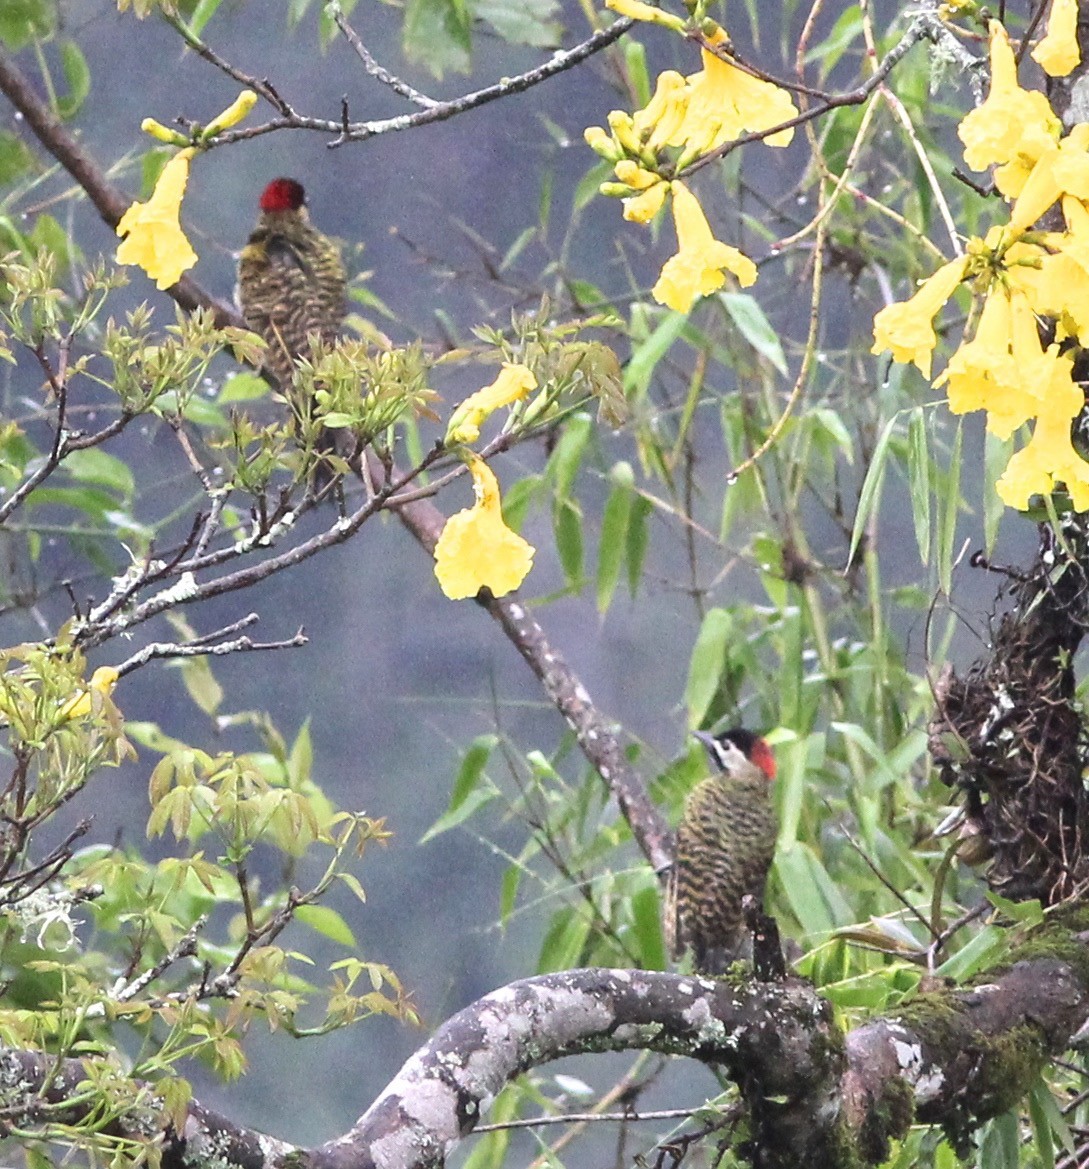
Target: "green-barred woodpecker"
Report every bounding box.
[665,728,778,974]
[237,177,347,427]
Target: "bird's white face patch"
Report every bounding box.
[707,739,749,774]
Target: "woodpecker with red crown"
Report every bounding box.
[665,728,778,974]
[237,178,347,433]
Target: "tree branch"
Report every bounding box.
[5,938,1089,1169]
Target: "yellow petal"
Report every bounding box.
[871,257,968,377]
[58,666,120,722]
[623,181,668,223]
[958,22,1061,175]
[434,457,535,599]
[605,0,686,31]
[666,28,797,157]
[446,364,538,445]
[1032,0,1080,77]
[115,148,198,290]
[651,182,757,313]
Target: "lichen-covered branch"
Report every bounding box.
[308,968,844,1169]
[5,941,1089,1169]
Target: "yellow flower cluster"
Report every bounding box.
[872,21,1089,511]
[115,90,257,289]
[585,3,796,313]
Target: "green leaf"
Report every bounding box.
[501,473,543,532]
[983,891,1044,925]
[29,212,80,267]
[499,865,520,925]
[56,40,91,119]
[596,461,633,613]
[624,311,688,398]
[938,420,962,595]
[624,38,651,107]
[906,408,931,565]
[547,412,592,500]
[153,392,228,427]
[830,721,902,795]
[337,872,367,904]
[187,0,224,36]
[0,130,35,187]
[630,881,666,970]
[775,844,852,935]
[978,1111,1019,1169]
[720,292,788,375]
[538,908,591,971]
[1030,1074,1076,1161]
[294,904,357,947]
[472,0,561,48]
[848,412,898,566]
[403,0,472,77]
[684,608,731,730]
[175,654,223,718]
[625,494,652,598]
[777,732,824,850]
[936,923,1008,980]
[0,0,55,50]
[62,448,134,500]
[218,372,270,403]
[574,161,613,214]
[420,734,499,842]
[553,498,583,588]
[28,484,121,521]
[499,226,537,274]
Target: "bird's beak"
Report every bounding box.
[692,730,715,751]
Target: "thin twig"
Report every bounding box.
[330,4,438,108]
[116,620,307,675]
[474,1106,702,1133]
[196,21,634,148]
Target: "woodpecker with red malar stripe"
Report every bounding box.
[665,728,778,975]
[237,178,348,449]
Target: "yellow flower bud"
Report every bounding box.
[607,110,643,156]
[606,0,687,31]
[614,160,662,190]
[623,181,668,223]
[446,363,538,445]
[203,89,259,138]
[141,118,188,145]
[584,125,622,161]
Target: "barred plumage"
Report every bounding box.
[237,177,347,420]
[665,729,777,974]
